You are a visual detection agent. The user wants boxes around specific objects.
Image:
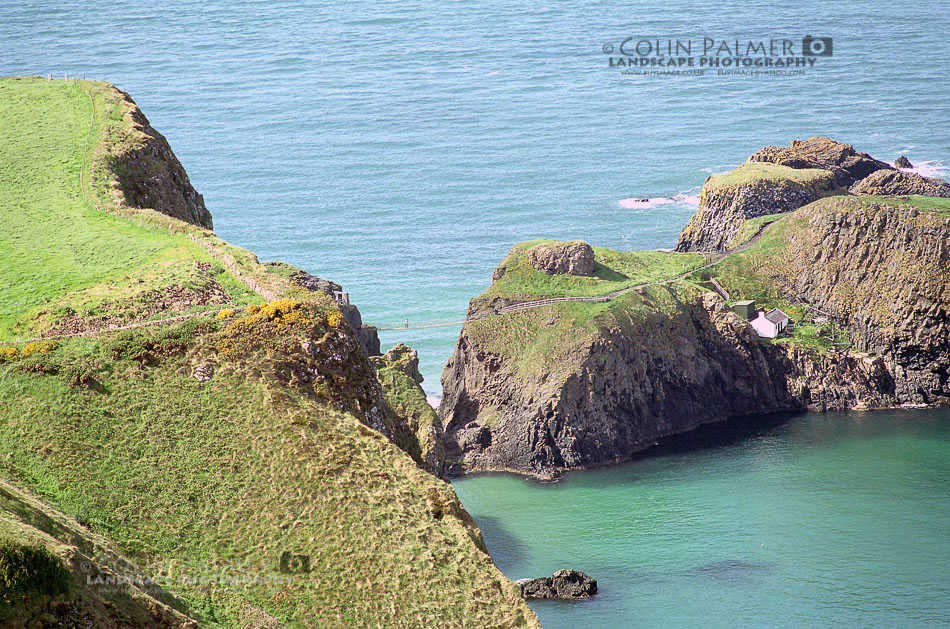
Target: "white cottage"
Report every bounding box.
[750,308,790,339]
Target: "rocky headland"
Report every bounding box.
[440,139,950,477]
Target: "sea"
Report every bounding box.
[3,1,948,626]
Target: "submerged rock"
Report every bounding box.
[518,570,597,599]
[526,241,595,276]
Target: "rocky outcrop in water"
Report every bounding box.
[441,193,950,477]
[748,136,892,187]
[894,156,913,169]
[518,570,597,599]
[850,169,950,197]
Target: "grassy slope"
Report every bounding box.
[484,239,707,301]
[468,240,708,377]
[705,162,833,190]
[0,77,263,340]
[0,477,202,626]
[0,78,536,627]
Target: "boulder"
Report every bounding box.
[527,242,595,276]
[850,169,950,197]
[518,570,597,599]
[894,156,913,169]
[748,136,892,187]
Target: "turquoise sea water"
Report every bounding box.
[3,2,949,626]
[453,409,950,627]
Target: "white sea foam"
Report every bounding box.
[426,396,441,409]
[619,189,701,209]
[907,160,949,179]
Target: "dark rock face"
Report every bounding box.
[518,570,597,599]
[850,170,950,197]
[894,156,913,169]
[748,136,893,187]
[289,271,341,295]
[526,242,595,276]
[675,167,837,252]
[112,89,213,229]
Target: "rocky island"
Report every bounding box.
[440,138,950,477]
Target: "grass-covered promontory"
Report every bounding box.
[675,162,842,252]
[465,191,950,378]
[0,78,537,626]
[485,239,707,301]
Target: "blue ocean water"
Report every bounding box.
[4,1,947,387]
[4,2,949,626]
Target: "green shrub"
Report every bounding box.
[0,539,70,598]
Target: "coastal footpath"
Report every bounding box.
[0,77,536,627]
[440,139,950,477]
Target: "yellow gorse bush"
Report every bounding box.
[0,347,17,363]
[327,311,343,328]
[216,309,236,320]
[20,341,57,357]
[218,299,319,355]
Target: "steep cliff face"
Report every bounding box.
[748,198,950,404]
[373,343,447,478]
[93,85,213,229]
[675,163,838,252]
[441,195,949,476]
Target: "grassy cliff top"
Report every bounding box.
[468,192,950,377]
[705,162,836,191]
[483,239,707,302]
[0,77,297,341]
[0,78,537,626]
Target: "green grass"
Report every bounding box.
[484,239,708,301]
[727,214,780,249]
[373,345,444,476]
[0,77,536,627]
[851,194,950,215]
[0,77,265,340]
[772,322,849,350]
[467,284,702,378]
[706,162,833,190]
[0,312,534,627]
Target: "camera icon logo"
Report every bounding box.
[279,551,311,574]
[802,35,833,56]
